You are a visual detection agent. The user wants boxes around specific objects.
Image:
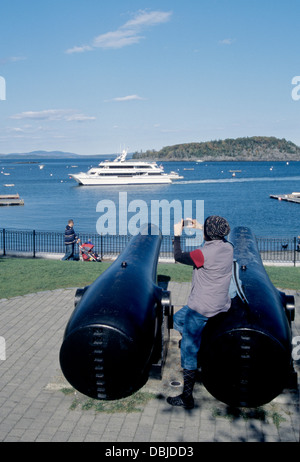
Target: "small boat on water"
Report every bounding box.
[270,192,300,204]
[0,193,24,206]
[229,169,242,177]
[69,150,183,186]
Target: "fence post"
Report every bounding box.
[33,230,36,258]
[100,233,103,260]
[294,236,296,267]
[3,228,5,256]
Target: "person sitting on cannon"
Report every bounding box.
[167,215,233,409]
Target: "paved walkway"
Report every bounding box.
[0,282,299,443]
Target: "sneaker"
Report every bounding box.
[166,394,194,409]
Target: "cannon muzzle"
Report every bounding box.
[199,226,296,407]
[59,224,172,400]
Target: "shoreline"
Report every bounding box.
[132,157,300,162]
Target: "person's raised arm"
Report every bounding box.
[173,220,204,268]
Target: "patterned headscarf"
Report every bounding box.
[204,215,230,240]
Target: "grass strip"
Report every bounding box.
[0,257,299,299]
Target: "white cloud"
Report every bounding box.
[1,124,48,141]
[9,56,27,62]
[10,109,96,122]
[11,109,69,120]
[123,10,172,29]
[65,9,172,54]
[65,113,96,122]
[219,38,235,45]
[106,94,146,102]
[65,45,92,55]
[92,29,143,50]
[8,127,25,133]
[0,56,27,65]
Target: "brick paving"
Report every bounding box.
[0,283,299,442]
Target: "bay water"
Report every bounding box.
[0,157,299,238]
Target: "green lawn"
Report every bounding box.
[0,257,299,299]
[262,265,300,291]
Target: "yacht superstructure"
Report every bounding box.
[69,150,182,186]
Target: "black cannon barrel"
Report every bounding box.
[59,224,169,400]
[199,226,295,408]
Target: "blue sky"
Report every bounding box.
[1,0,300,155]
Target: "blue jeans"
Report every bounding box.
[62,243,75,261]
[173,305,208,370]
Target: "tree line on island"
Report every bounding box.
[132,137,300,161]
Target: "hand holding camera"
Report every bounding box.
[174,218,203,236]
[183,218,203,230]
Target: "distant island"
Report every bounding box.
[0,150,81,159]
[2,137,300,162]
[0,150,113,158]
[132,137,300,162]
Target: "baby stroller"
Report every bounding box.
[79,241,101,262]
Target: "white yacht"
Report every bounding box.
[69,150,183,186]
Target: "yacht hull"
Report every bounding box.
[70,174,172,186]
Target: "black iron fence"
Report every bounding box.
[256,236,300,266]
[0,228,300,265]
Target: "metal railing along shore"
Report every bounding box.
[0,228,300,266]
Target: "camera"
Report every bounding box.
[183,219,193,227]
